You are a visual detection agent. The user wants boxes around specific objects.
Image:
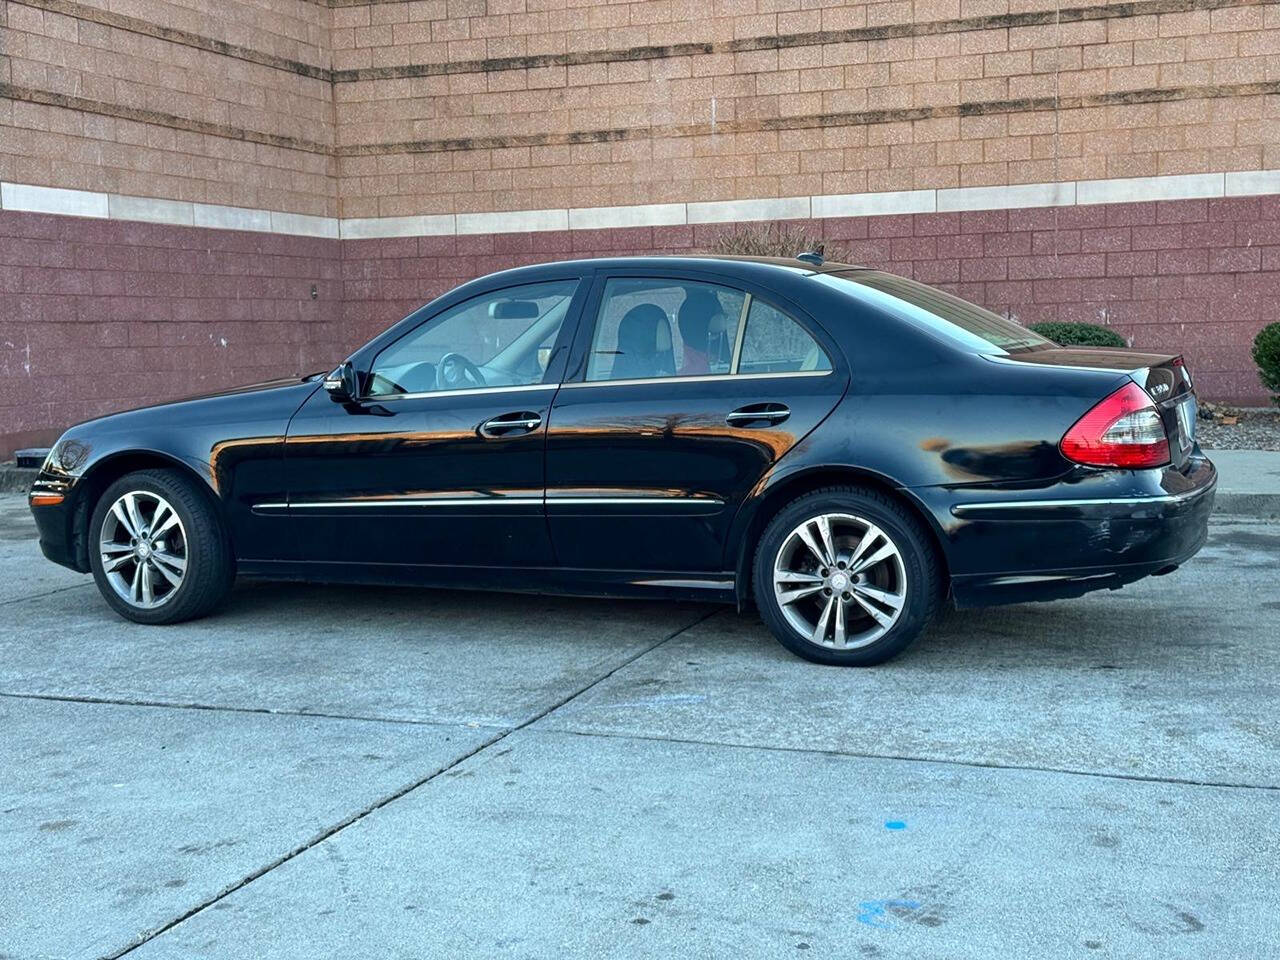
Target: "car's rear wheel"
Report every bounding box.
[752,486,940,666]
[88,469,233,624]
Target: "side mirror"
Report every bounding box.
[323,361,359,403]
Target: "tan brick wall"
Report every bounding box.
[327,0,1150,70]
[1,0,337,215]
[333,0,1280,217]
[0,0,1277,219]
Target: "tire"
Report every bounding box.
[752,486,941,666]
[88,469,234,624]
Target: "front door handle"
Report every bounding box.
[479,411,542,438]
[726,403,790,427]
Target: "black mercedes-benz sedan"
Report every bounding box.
[29,254,1216,665]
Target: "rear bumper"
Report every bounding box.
[915,454,1216,608]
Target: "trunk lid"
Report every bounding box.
[1001,347,1197,469]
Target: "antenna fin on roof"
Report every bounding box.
[795,244,825,266]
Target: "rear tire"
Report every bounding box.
[88,469,233,624]
[752,486,940,666]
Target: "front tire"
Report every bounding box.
[752,486,941,666]
[88,469,233,624]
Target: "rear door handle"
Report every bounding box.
[726,403,790,427]
[479,411,542,438]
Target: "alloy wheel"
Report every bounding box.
[98,491,188,609]
[772,512,907,649]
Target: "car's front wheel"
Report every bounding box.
[753,486,941,666]
[88,469,233,624]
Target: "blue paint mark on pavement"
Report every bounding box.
[884,820,906,830]
[857,899,922,928]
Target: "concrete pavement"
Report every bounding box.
[0,493,1277,959]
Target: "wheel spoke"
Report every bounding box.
[140,562,154,605]
[149,557,182,588]
[103,553,133,573]
[849,541,897,575]
[852,591,895,628]
[124,494,145,538]
[130,562,144,603]
[846,524,883,570]
[853,582,904,610]
[814,515,836,568]
[812,596,835,643]
[100,542,133,555]
[151,551,186,574]
[778,584,824,605]
[795,523,831,567]
[833,598,847,648]
[111,500,138,539]
[777,570,823,584]
[150,501,179,538]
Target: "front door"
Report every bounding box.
[545,271,849,575]
[281,277,586,572]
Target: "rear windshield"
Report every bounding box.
[821,269,1052,354]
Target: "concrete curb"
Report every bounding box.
[4,464,1279,517]
[0,465,34,494]
[1213,492,1280,519]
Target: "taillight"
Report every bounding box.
[1060,381,1170,469]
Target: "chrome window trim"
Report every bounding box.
[361,382,556,402]
[560,369,832,389]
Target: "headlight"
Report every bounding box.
[44,438,89,474]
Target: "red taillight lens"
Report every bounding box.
[1060,381,1170,469]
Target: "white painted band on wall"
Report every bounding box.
[1,171,1275,241]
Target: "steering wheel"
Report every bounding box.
[437,352,487,390]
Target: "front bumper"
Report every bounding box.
[914,454,1217,608]
[29,472,88,572]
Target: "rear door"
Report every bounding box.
[544,269,849,574]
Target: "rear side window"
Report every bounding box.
[586,278,747,382]
[585,276,833,382]
[738,300,832,374]
[825,270,1051,353]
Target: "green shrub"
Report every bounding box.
[1028,321,1128,348]
[1253,322,1280,405]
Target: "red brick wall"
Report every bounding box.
[2,191,1276,458]
[0,209,342,456]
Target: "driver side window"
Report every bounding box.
[366,279,579,396]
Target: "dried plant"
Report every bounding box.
[704,223,851,264]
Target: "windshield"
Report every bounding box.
[820,270,1053,354]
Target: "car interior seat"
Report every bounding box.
[612,303,675,380]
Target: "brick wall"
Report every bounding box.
[0,208,342,454]
[333,0,1280,217]
[2,0,336,215]
[5,0,1277,220]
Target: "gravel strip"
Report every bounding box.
[1198,409,1280,451]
